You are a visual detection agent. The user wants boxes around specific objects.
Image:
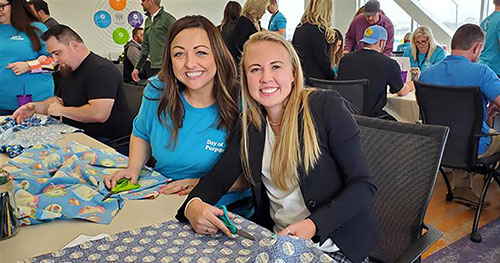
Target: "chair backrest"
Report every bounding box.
[123,82,145,118]
[354,115,448,263]
[308,78,370,115]
[414,81,483,169]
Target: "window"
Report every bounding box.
[261,0,304,40]
[417,0,482,32]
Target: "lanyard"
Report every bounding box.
[416,51,429,68]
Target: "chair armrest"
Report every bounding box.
[394,223,443,263]
[474,132,500,137]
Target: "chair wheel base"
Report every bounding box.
[470,231,482,243]
[446,193,453,201]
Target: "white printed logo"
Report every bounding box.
[11,35,24,41]
[205,139,225,153]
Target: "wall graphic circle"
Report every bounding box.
[94,11,112,28]
[109,0,127,11]
[113,27,130,44]
[128,11,144,28]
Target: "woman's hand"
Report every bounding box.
[185,199,232,236]
[7,62,30,75]
[159,178,200,195]
[103,168,141,190]
[278,219,317,240]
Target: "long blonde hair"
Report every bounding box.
[241,0,268,24]
[410,26,438,64]
[240,31,321,190]
[300,0,336,43]
[330,29,344,68]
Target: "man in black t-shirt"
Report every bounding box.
[338,25,412,119]
[13,25,132,143]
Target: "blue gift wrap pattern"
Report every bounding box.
[30,217,336,263]
[1,142,169,225]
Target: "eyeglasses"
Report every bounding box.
[415,39,428,45]
[0,2,10,11]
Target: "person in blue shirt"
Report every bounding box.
[330,29,344,77]
[396,32,411,53]
[104,16,253,217]
[419,24,500,207]
[479,0,500,77]
[267,0,286,37]
[0,0,54,115]
[403,26,445,75]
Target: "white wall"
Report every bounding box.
[46,0,246,60]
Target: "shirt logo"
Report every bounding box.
[205,139,225,153]
[11,35,24,41]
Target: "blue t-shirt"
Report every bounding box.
[403,45,446,72]
[0,22,54,111]
[268,11,287,37]
[419,55,500,154]
[480,11,500,75]
[133,76,252,209]
[396,42,410,53]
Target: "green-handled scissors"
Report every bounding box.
[102,178,141,201]
[218,205,255,240]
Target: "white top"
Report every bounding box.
[261,120,339,253]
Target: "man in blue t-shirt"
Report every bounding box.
[420,24,500,207]
[267,0,286,37]
[480,0,500,77]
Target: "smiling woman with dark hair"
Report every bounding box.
[0,0,54,115]
[104,15,253,218]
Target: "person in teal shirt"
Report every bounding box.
[0,0,54,115]
[267,0,286,37]
[104,16,253,217]
[479,0,500,76]
[396,32,411,52]
[403,26,445,73]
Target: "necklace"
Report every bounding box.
[268,118,281,126]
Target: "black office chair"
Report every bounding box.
[106,82,146,155]
[355,115,448,263]
[308,78,370,115]
[414,81,500,243]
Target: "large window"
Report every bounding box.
[358,0,414,50]
[261,0,304,40]
[417,0,482,32]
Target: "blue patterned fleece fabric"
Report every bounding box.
[30,217,336,263]
[1,142,170,225]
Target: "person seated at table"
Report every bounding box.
[330,28,344,77]
[338,25,412,119]
[12,25,133,151]
[104,15,253,218]
[403,26,445,77]
[176,31,381,263]
[396,32,411,53]
[0,0,54,116]
[419,24,500,207]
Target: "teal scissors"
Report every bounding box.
[102,178,141,201]
[218,205,255,240]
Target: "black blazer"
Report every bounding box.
[176,90,381,263]
[292,23,336,82]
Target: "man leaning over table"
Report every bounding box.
[13,25,133,150]
[419,24,500,207]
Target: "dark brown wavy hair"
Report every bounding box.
[157,15,239,148]
[9,0,42,51]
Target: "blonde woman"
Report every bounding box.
[292,0,336,82]
[176,31,381,263]
[225,0,268,65]
[403,26,445,73]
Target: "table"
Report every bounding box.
[0,133,186,263]
[384,91,419,123]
